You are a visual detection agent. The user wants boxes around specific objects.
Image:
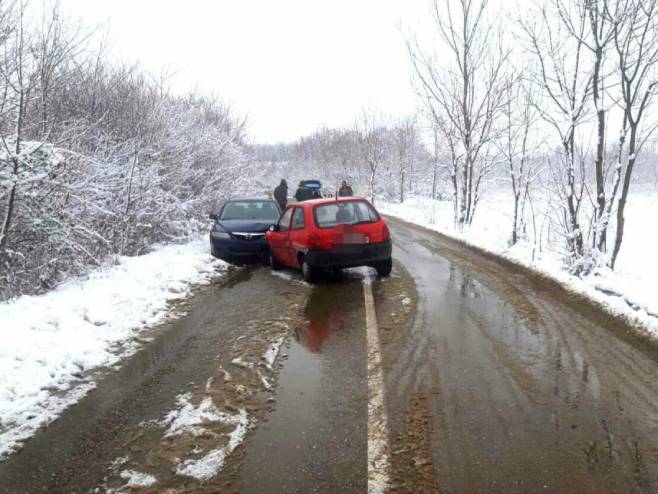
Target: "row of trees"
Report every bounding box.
[0,2,252,299]
[260,0,657,276]
[409,0,658,273]
[254,112,441,205]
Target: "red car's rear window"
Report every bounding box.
[313,201,380,228]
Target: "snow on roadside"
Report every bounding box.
[380,194,658,338]
[0,239,227,459]
[160,392,249,481]
[162,393,242,438]
[119,469,157,488]
[263,336,285,370]
[175,409,249,481]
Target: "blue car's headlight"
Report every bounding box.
[211,230,231,240]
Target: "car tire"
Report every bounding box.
[301,258,315,282]
[211,245,220,259]
[269,253,281,270]
[375,258,392,277]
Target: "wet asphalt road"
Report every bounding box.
[1,219,658,493]
[386,218,658,493]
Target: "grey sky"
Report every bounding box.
[59,0,429,144]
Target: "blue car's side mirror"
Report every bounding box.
[209,213,218,221]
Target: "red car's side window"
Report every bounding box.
[278,208,293,231]
[291,207,305,230]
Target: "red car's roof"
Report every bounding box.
[297,196,372,207]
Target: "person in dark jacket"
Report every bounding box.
[273,179,288,211]
[294,181,312,201]
[338,180,353,197]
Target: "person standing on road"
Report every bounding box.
[274,179,288,211]
[294,181,308,202]
[338,180,353,197]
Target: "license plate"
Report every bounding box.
[342,233,369,244]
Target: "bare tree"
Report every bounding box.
[407,0,508,228]
[520,1,593,265]
[355,107,388,204]
[391,116,417,202]
[498,73,541,245]
[34,1,90,137]
[0,1,38,249]
[608,0,658,268]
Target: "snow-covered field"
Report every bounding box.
[0,239,227,459]
[380,190,658,338]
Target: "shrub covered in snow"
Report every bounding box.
[0,3,256,300]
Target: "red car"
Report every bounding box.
[265,197,392,282]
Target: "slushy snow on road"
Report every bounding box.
[0,240,226,459]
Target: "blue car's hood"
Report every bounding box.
[217,219,275,233]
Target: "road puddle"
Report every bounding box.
[235,276,368,493]
[296,281,350,352]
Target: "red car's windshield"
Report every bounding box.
[313,201,380,228]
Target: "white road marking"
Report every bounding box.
[363,276,391,493]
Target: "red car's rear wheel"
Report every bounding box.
[375,258,392,277]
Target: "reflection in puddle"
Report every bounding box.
[237,276,367,493]
[296,283,351,353]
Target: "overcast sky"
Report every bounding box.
[59,0,429,144]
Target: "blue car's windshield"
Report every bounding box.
[220,201,280,221]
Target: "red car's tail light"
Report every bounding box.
[382,223,390,241]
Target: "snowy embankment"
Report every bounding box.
[380,192,658,338]
[0,240,226,459]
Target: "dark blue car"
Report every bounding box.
[209,199,282,264]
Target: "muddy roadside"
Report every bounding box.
[0,267,311,494]
[371,261,439,493]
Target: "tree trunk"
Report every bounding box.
[432,163,438,200]
[369,166,376,205]
[0,181,17,249]
[432,130,439,200]
[611,126,638,269]
[452,156,459,227]
[512,191,520,245]
[2,90,26,250]
[592,45,607,252]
